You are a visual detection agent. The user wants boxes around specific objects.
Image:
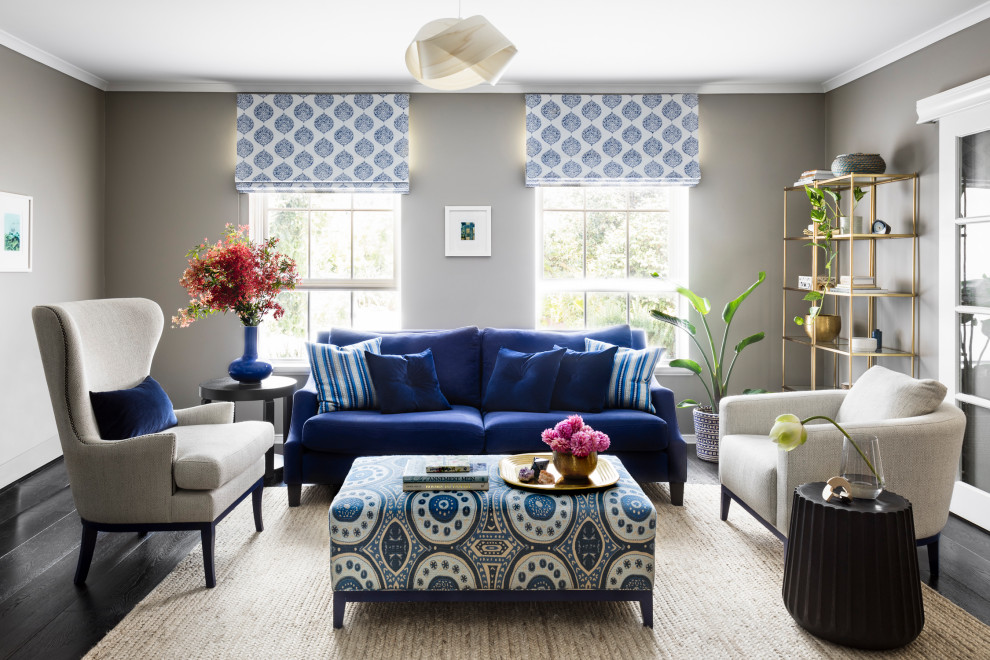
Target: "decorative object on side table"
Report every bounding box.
[174,224,299,383]
[649,272,769,462]
[770,413,884,499]
[541,414,610,482]
[0,190,33,272]
[830,153,886,176]
[444,205,492,256]
[782,483,923,649]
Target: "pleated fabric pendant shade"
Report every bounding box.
[405,15,517,90]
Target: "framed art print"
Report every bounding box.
[0,191,32,272]
[445,206,491,257]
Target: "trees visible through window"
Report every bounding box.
[537,187,688,357]
[250,192,400,360]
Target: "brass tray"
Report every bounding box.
[498,452,619,492]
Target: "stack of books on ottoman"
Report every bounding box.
[402,456,490,491]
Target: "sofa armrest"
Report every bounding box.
[283,379,318,485]
[775,403,966,536]
[173,402,234,426]
[720,390,847,438]
[650,381,687,483]
[71,433,177,524]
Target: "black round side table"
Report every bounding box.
[782,482,924,650]
[199,376,297,486]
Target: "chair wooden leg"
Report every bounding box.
[669,482,684,506]
[927,536,940,579]
[288,483,301,507]
[74,523,98,585]
[253,484,264,532]
[202,525,217,588]
[720,487,731,521]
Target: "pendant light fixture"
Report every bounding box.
[405,3,517,91]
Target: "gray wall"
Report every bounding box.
[402,94,536,329]
[103,91,826,434]
[0,46,105,488]
[825,19,990,380]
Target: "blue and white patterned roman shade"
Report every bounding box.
[235,93,410,193]
[525,94,700,187]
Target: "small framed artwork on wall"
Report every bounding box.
[0,191,33,272]
[445,206,491,257]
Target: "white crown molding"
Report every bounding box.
[916,72,990,123]
[0,28,108,90]
[105,80,824,94]
[823,1,990,93]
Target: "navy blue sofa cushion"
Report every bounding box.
[550,344,617,412]
[483,410,669,454]
[483,347,566,412]
[89,375,177,440]
[365,349,451,414]
[301,405,485,454]
[480,325,633,398]
[324,327,482,408]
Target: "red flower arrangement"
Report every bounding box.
[173,224,299,328]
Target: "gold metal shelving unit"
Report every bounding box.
[782,173,918,391]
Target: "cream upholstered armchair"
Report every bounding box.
[718,366,965,577]
[32,298,273,588]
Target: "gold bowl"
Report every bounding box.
[804,313,841,343]
[552,451,598,482]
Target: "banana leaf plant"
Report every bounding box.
[649,271,769,411]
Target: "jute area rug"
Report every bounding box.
[85,483,989,659]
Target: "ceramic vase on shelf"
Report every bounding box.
[841,434,884,499]
[228,325,273,384]
[693,407,720,463]
[552,451,597,482]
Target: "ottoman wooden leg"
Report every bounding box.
[640,593,654,627]
[333,592,346,628]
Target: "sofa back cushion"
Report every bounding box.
[836,365,947,423]
[321,327,482,408]
[480,325,633,399]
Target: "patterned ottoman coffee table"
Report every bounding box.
[329,455,657,628]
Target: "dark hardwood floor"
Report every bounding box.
[1,454,988,659]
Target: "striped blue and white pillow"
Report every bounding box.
[307,338,383,413]
[585,339,665,413]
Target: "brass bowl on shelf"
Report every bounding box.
[804,313,841,343]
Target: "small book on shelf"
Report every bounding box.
[839,275,876,286]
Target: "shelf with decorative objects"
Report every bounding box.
[782,171,918,392]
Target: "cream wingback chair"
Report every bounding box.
[32,298,274,588]
[718,366,965,577]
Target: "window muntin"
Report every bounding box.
[251,192,400,361]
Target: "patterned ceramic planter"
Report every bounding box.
[693,406,721,463]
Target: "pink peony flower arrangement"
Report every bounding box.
[541,415,610,458]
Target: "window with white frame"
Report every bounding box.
[250,192,400,361]
[536,186,688,358]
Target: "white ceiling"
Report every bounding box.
[1,0,989,93]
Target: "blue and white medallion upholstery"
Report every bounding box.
[329,455,656,593]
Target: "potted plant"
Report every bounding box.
[173,224,299,383]
[796,186,865,342]
[650,271,768,462]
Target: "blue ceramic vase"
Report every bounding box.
[228,325,273,383]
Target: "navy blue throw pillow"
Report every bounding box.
[550,344,618,412]
[364,349,452,414]
[483,347,566,412]
[89,376,178,440]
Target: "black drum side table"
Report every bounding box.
[199,376,297,486]
[782,482,924,650]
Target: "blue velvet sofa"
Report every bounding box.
[284,325,687,506]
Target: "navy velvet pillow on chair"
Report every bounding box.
[365,349,452,414]
[550,344,618,412]
[89,375,178,440]
[483,347,566,412]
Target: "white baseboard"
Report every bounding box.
[684,433,696,445]
[0,435,63,490]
